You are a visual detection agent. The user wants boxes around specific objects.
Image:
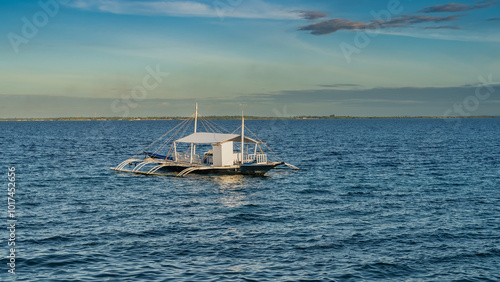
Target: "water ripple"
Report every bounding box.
[0,119,499,281]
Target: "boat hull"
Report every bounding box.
[159,162,284,176]
[110,161,284,176]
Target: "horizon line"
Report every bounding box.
[2,115,500,121]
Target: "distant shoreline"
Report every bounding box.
[1,116,499,121]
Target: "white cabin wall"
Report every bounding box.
[213,141,234,167]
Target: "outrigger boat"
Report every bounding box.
[110,104,299,177]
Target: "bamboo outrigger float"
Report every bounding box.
[110,104,299,177]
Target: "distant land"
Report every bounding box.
[1,115,500,121]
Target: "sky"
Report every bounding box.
[1,0,499,118]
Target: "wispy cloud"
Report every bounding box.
[319,84,362,88]
[298,19,369,35]
[424,25,460,30]
[240,85,500,105]
[298,15,462,35]
[383,15,462,26]
[70,0,212,16]
[4,84,500,117]
[487,17,500,21]
[68,0,300,20]
[420,0,500,13]
[379,30,500,43]
[294,10,328,21]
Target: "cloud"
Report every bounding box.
[319,84,362,88]
[294,10,328,21]
[382,15,462,26]
[239,85,500,106]
[420,0,500,13]
[298,15,462,35]
[298,18,371,35]
[379,30,500,42]
[67,0,300,20]
[70,0,212,16]
[424,25,460,30]
[3,85,500,118]
[487,17,500,21]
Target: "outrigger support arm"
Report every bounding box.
[284,163,300,170]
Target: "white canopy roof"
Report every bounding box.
[175,132,260,144]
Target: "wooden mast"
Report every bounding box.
[240,111,244,164]
[194,103,198,134]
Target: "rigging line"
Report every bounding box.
[168,114,195,143]
[214,119,230,133]
[263,142,283,162]
[165,142,174,160]
[231,124,242,134]
[164,117,195,165]
[200,118,209,132]
[153,131,178,155]
[154,129,183,156]
[203,118,218,133]
[210,121,223,133]
[193,153,209,168]
[196,115,215,133]
[202,119,212,132]
[152,116,195,159]
[138,120,184,155]
[164,120,193,158]
[158,118,192,157]
[201,118,221,133]
[178,118,193,141]
[245,126,283,162]
[244,126,264,143]
[203,118,229,133]
[197,114,226,133]
[131,118,190,158]
[198,115,218,133]
[151,117,192,155]
[258,144,265,154]
[163,117,191,140]
[200,117,216,133]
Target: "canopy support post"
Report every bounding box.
[190,103,198,164]
[173,142,177,161]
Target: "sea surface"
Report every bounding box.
[1,118,499,281]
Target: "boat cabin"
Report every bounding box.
[173,132,266,167]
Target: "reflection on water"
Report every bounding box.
[211,175,247,208]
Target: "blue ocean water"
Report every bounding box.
[1,118,499,281]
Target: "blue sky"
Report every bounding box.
[1,0,499,118]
